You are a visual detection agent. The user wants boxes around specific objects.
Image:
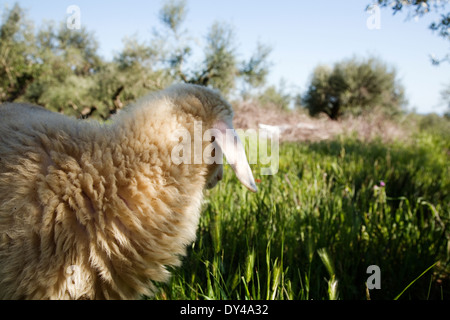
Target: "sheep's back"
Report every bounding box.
[0,103,93,299]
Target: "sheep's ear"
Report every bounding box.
[212,119,258,192]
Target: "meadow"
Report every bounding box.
[2,1,449,301]
[154,126,449,300]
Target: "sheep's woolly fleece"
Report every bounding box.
[0,84,256,299]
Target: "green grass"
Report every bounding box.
[154,131,449,300]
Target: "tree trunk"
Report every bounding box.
[329,102,341,120]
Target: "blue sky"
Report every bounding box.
[2,0,449,114]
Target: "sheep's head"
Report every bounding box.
[207,118,257,192]
[166,83,257,193]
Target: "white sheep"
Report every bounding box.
[0,83,257,299]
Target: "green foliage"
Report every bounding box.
[155,131,449,300]
[159,0,188,34]
[302,57,406,120]
[0,1,271,117]
[240,42,272,89]
[200,21,238,94]
[0,3,38,102]
[409,112,450,142]
[155,0,272,96]
[257,83,291,110]
[194,24,272,96]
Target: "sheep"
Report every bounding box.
[0,83,257,300]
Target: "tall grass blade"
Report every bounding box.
[394,261,438,300]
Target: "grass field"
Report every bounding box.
[154,128,449,300]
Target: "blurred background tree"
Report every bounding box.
[0,1,272,118]
[25,22,102,117]
[257,80,292,111]
[301,57,406,120]
[0,3,37,102]
[156,0,272,96]
[2,1,445,121]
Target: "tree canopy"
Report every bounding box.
[2,1,445,120]
[301,57,406,120]
[0,1,272,119]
